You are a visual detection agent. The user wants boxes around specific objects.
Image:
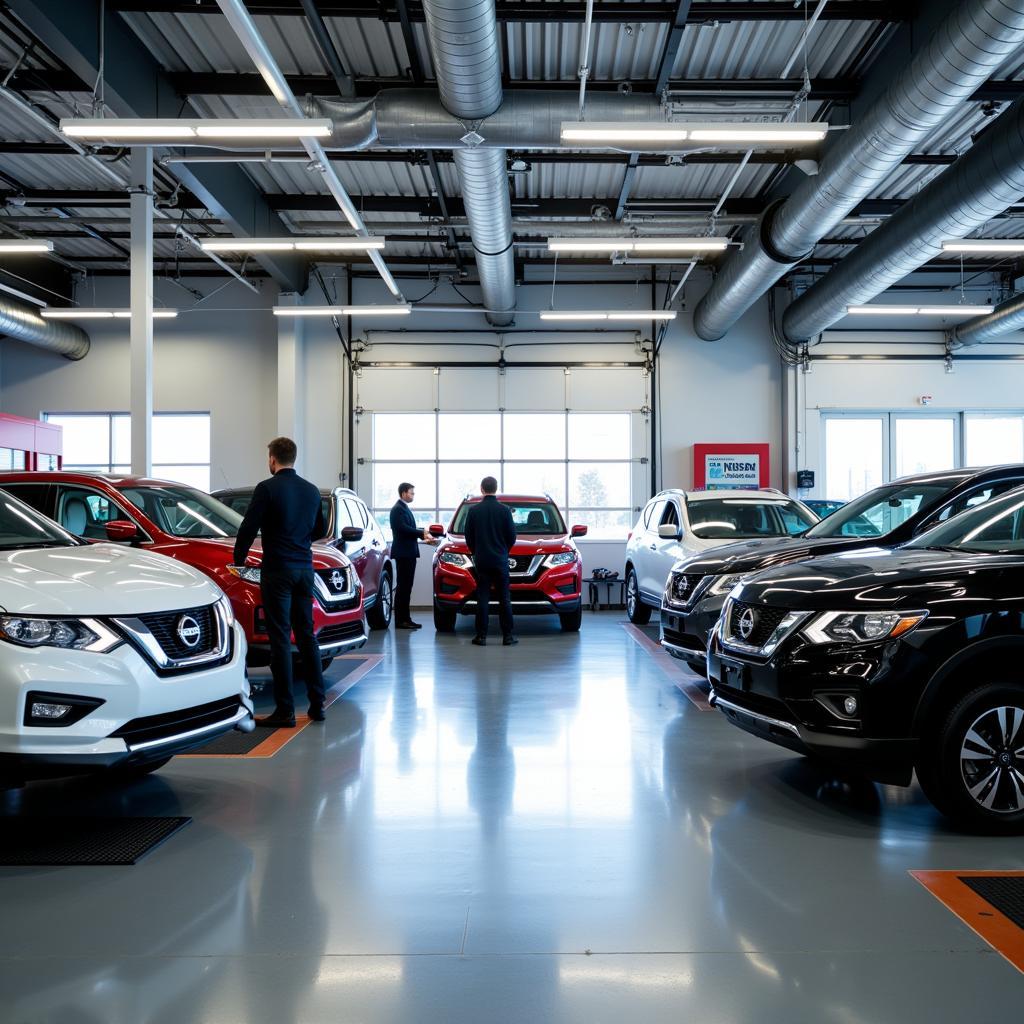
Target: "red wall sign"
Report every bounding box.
[693,443,770,490]
[0,413,63,471]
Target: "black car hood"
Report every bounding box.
[672,535,869,577]
[732,546,1024,611]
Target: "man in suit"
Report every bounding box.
[464,476,518,647]
[234,437,328,728]
[390,482,429,630]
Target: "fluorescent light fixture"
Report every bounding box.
[0,240,54,253]
[547,237,728,253]
[539,310,678,322]
[201,237,385,253]
[846,304,993,316]
[561,122,689,143]
[41,308,178,319]
[942,240,1024,253]
[688,122,827,142]
[60,118,332,141]
[271,304,412,317]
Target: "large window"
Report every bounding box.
[370,412,633,539]
[43,413,212,490]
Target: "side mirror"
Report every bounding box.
[571,524,588,537]
[658,523,682,540]
[105,520,139,543]
[340,525,364,543]
[429,523,445,538]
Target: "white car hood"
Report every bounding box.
[0,543,222,617]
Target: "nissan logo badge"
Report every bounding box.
[177,614,202,649]
[508,557,516,570]
[330,569,346,591]
[738,607,756,641]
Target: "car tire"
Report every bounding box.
[626,569,652,624]
[559,606,583,632]
[367,570,393,630]
[917,682,1024,834]
[433,600,457,633]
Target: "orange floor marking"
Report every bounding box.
[621,622,713,711]
[183,653,385,759]
[911,870,1024,975]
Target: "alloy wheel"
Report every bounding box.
[380,574,392,621]
[626,573,637,616]
[959,704,1024,814]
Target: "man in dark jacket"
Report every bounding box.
[390,482,429,630]
[233,437,327,727]
[464,476,518,646]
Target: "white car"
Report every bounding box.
[623,488,818,624]
[0,489,253,783]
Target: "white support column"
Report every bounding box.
[130,148,153,476]
[276,291,305,464]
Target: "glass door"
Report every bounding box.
[823,416,886,501]
[892,416,958,478]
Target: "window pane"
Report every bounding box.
[153,414,210,464]
[894,417,955,477]
[503,413,565,460]
[374,507,434,542]
[439,463,497,506]
[153,465,211,490]
[569,413,630,460]
[502,463,566,506]
[569,509,631,540]
[438,414,500,459]
[965,416,1024,465]
[824,418,883,502]
[570,462,631,507]
[111,415,131,465]
[374,414,435,460]
[46,414,111,467]
[372,464,436,509]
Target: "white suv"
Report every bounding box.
[0,489,253,783]
[624,489,818,624]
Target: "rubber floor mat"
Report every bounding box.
[960,875,1024,932]
[0,816,191,866]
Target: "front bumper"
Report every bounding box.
[434,562,582,616]
[0,622,253,778]
[660,596,724,668]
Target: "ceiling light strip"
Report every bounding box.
[271,305,412,317]
[0,240,54,253]
[59,118,332,140]
[942,240,1024,253]
[547,237,728,253]
[560,121,827,146]
[41,308,178,319]
[200,237,386,253]
[846,304,993,316]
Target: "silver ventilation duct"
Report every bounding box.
[783,96,1024,342]
[691,0,1024,342]
[421,0,514,326]
[0,298,90,360]
[949,290,1024,347]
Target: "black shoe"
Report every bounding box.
[503,635,519,646]
[471,636,487,646]
[308,705,325,722]
[257,712,296,728]
[396,620,423,630]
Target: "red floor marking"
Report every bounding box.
[621,622,713,711]
[911,870,1024,975]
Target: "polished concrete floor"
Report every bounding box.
[2,612,1022,1022]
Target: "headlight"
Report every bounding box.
[227,564,261,585]
[544,551,577,568]
[218,594,236,628]
[439,551,473,569]
[804,610,928,645]
[708,573,751,596]
[0,616,122,653]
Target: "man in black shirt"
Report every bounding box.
[234,437,327,727]
[390,482,430,630]
[464,476,518,646]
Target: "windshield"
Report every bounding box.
[0,489,78,550]
[804,482,952,539]
[450,500,566,536]
[119,485,244,539]
[687,498,816,540]
[908,488,1024,554]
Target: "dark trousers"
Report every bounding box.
[260,567,325,716]
[475,564,515,639]
[394,556,417,624]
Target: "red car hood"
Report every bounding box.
[155,535,351,570]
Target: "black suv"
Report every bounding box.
[661,466,1024,671]
[707,485,1024,832]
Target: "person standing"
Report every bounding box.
[233,437,328,728]
[464,476,518,647]
[390,482,430,630]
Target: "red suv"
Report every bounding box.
[1,472,367,670]
[431,494,587,633]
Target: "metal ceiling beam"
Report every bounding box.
[106,1,904,21]
[6,0,304,290]
[653,0,693,96]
